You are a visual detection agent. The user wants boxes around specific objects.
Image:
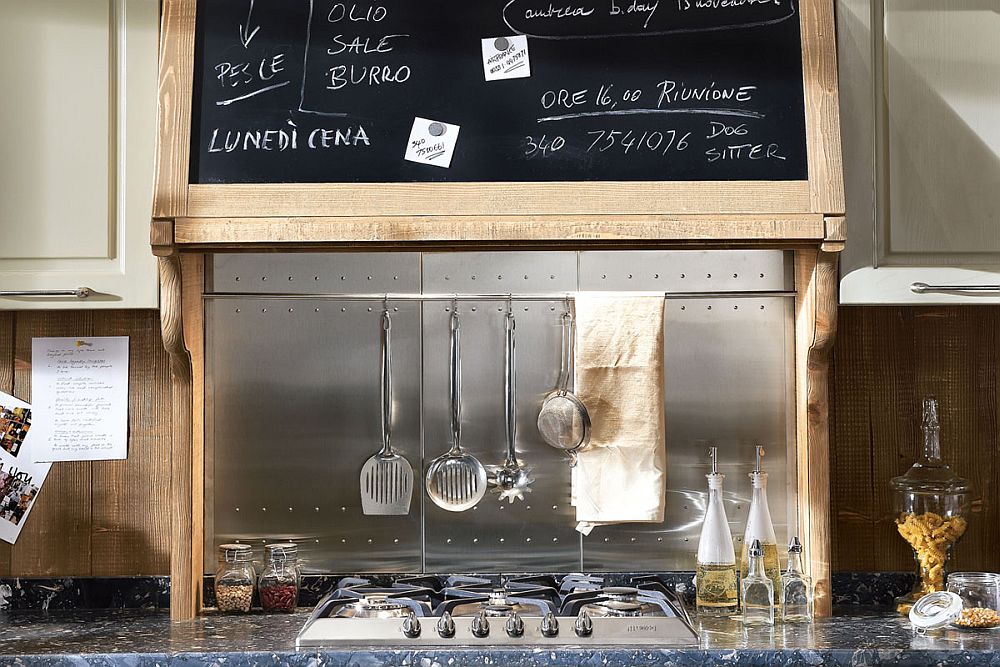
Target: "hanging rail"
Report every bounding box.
[203,290,797,301]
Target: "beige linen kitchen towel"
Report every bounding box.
[571,294,666,535]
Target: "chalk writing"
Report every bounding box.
[192,0,808,182]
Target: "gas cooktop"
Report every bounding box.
[296,574,699,647]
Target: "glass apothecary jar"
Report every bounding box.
[215,543,255,613]
[890,397,971,614]
[258,542,300,613]
[948,573,1000,629]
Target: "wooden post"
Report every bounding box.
[795,246,840,617]
[153,220,200,621]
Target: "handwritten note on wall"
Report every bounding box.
[30,337,129,462]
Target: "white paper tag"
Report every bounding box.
[404,117,460,168]
[481,35,531,81]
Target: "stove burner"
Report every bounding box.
[593,600,643,617]
[333,594,413,619]
[357,595,407,612]
[602,587,641,601]
[483,604,515,616]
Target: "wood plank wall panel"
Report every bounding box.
[0,310,170,576]
[830,306,1000,573]
[10,312,94,575]
[90,311,171,576]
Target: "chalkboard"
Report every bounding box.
[190,0,808,184]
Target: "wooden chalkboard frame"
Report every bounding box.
[152,0,844,244]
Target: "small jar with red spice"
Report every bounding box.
[258,542,300,613]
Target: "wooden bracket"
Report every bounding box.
[794,247,839,617]
[158,251,198,620]
[151,218,176,257]
[824,215,846,242]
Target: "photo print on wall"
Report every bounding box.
[0,391,51,544]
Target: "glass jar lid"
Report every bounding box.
[910,591,963,630]
[890,398,970,496]
[891,464,970,495]
[218,543,253,563]
[264,542,298,563]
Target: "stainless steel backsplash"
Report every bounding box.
[204,250,796,574]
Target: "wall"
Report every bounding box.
[830,306,999,573]
[0,310,170,576]
[2,305,996,576]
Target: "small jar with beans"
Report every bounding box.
[215,543,256,613]
[258,542,300,613]
[948,572,1000,629]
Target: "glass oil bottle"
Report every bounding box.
[781,536,814,622]
[742,539,775,626]
[696,446,740,617]
[740,445,781,602]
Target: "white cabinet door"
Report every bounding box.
[838,0,1000,304]
[0,0,158,309]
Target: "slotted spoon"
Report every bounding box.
[360,309,414,515]
[426,310,488,512]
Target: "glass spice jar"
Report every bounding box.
[258,542,300,613]
[215,543,255,613]
[948,573,1000,629]
[890,397,971,614]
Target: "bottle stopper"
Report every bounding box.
[754,444,765,473]
[922,396,939,429]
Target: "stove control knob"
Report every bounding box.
[402,611,422,639]
[574,610,593,638]
[471,610,490,638]
[505,612,525,638]
[540,612,560,638]
[436,612,456,639]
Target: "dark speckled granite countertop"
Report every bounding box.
[3,609,1000,666]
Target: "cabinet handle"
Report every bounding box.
[0,288,92,298]
[911,282,1000,294]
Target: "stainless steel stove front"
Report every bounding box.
[295,614,699,647]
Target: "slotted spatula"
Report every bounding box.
[360,308,413,515]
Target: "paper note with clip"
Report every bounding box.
[481,36,531,81]
[403,117,460,168]
[30,336,129,462]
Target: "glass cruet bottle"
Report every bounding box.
[742,539,775,626]
[890,397,971,614]
[781,536,813,623]
[258,542,300,613]
[741,445,781,602]
[696,446,739,617]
